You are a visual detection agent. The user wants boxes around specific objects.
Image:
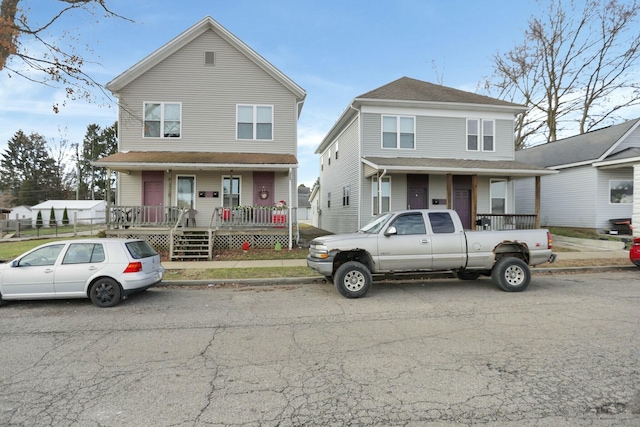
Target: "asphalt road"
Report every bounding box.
[0,271,639,426]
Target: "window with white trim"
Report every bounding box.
[372,176,391,215]
[237,105,273,140]
[327,192,331,208]
[467,119,494,151]
[144,102,181,138]
[328,148,331,166]
[382,116,415,149]
[335,141,339,160]
[177,176,195,209]
[223,176,240,208]
[490,179,507,214]
[610,180,633,203]
[343,185,350,206]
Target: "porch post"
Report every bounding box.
[446,174,453,209]
[106,168,111,226]
[535,175,541,228]
[471,175,478,230]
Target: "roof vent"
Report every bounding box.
[204,51,215,65]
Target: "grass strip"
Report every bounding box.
[164,266,321,281]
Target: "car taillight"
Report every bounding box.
[633,238,640,246]
[123,262,142,273]
[547,231,553,250]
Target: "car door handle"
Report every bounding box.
[44,269,54,273]
[421,239,430,244]
[88,266,97,271]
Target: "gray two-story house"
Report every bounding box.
[313,77,555,234]
[95,17,306,257]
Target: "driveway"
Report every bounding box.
[0,271,638,426]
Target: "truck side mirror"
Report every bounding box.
[384,226,397,236]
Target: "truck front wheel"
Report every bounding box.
[334,261,372,298]
[492,257,531,292]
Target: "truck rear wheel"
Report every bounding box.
[334,261,372,298]
[492,257,531,292]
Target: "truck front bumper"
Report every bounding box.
[306,255,334,276]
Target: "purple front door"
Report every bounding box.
[407,174,428,209]
[142,171,164,223]
[454,189,471,229]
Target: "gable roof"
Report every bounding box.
[106,16,306,105]
[317,77,526,153]
[357,77,525,109]
[515,118,640,168]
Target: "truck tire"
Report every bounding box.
[492,257,531,292]
[334,261,372,298]
[454,269,481,281]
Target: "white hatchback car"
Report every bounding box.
[0,238,165,307]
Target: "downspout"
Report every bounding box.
[288,167,293,250]
[377,168,387,215]
[293,98,304,250]
[349,102,362,228]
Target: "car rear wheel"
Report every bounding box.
[492,257,531,292]
[334,261,372,298]
[89,278,122,307]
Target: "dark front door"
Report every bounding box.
[253,172,275,207]
[142,171,164,223]
[453,189,471,229]
[407,174,428,209]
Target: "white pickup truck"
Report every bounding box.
[307,209,556,298]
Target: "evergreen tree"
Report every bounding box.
[49,206,56,227]
[0,130,63,205]
[62,207,69,225]
[78,122,118,201]
[35,211,43,229]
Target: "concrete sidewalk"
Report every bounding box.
[161,249,630,270]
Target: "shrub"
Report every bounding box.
[62,207,69,225]
[49,206,56,227]
[36,211,43,229]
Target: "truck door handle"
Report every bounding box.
[421,239,430,244]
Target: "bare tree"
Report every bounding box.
[484,0,640,148]
[0,0,130,112]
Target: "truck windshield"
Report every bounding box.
[359,213,393,234]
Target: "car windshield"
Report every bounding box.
[359,213,393,234]
[125,241,158,259]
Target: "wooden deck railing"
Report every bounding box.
[106,205,296,229]
[211,206,295,228]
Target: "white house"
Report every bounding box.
[8,205,32,221]
[30,200,107,226]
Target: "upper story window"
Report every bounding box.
[237,105,273,140]
[327,148,331,166]
[335,141,339,159]
[467,119,494,151]
[144,102,181,138]
[382,116,415,149]
[342,185,350,206]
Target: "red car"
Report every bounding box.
[631,237,640,267]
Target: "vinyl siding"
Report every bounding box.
[361,113,514,160]
[539,166,597,228]
[634,165,640,237]
[320,117,360,233]
[117,29,298,155]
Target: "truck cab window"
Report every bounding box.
[392,213,426,235]
[429,212,455,233]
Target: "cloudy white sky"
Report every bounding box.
[1,0,637,187]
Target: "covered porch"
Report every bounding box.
[93,151,300,257]
[362,156,557,230]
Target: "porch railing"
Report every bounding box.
[106,205,297,229]
[475,214,538,230]
[211,206,295,228]
[107,205,186,229]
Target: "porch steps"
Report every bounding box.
[170,230,212,260]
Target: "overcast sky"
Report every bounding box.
[0,0,617,187]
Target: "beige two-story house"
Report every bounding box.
[95,16,306,257]
[313,77,555,234]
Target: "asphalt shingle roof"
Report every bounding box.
[95,151,297,166]
[357,77,524,108]
[515,118,640,167]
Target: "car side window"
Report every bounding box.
[428,212,456,234]
[20,244,65,266]
[392,213,427,235]
[62,243,105,264]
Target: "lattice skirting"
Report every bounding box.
[109,231,291,251]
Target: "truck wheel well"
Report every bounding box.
[494,242,530,264]
[333,250,373,274]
